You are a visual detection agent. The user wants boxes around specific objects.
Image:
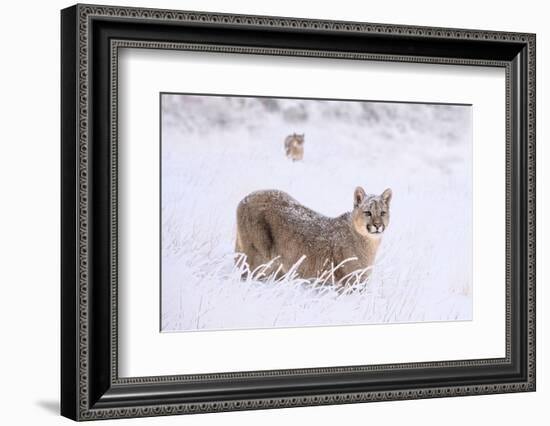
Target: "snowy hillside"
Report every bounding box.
[160,94,472,332]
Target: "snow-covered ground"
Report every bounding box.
[161,94,472,332]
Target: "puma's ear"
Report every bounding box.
[354,186,367,208]
[382,188,392,205]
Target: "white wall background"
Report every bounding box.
[0,0,546,424]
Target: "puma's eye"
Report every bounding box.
[365,211,372,217]
[381,211,387,216]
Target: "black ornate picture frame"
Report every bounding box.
[61,4,536,421]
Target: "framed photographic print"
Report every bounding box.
[61,4,536,421]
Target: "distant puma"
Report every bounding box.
[284,133,305,161]
[235,187,392,283]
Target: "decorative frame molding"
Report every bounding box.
[61,3,536,421]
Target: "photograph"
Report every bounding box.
[160,93,473,332]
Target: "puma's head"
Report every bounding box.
[291,133,305,147]
[351,186,392,238]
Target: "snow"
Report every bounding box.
[160,94,472,332]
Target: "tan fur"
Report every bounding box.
[284,133,305,161]
[235,187,392,284]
